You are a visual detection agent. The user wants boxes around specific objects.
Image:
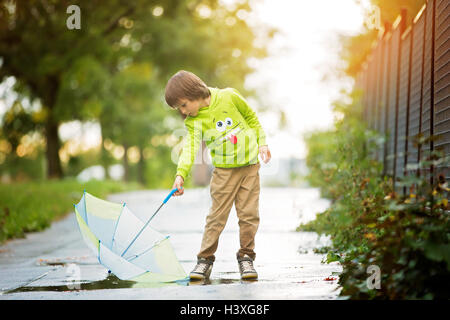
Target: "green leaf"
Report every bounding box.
[326,251,341,263]
[424,242,450,265]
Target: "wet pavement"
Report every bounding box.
[0,187,342,299]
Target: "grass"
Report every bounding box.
[0,179,142,244]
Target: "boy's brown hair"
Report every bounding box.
[164,70,210,108]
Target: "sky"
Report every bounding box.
[235,0,367,159]
[0,0,368,161]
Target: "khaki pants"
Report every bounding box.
[197,162,261,262]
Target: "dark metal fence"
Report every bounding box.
[355,0,450,189]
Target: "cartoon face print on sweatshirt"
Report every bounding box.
[202,105,259,164]
[211,110,242,146]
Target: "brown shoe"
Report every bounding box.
[189,258,213,281]
[238,254,258,280]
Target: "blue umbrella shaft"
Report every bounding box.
[120,202,164,258]
[120,188,177,258]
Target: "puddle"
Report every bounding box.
[188,278,258,286]
[37,261,67,267]
[36,257,94,266]
[5,256,262,295]
[4,274,189,294]
[4,274,256,294]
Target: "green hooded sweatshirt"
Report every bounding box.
[176,87,267,180]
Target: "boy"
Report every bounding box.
[164,70,271,280]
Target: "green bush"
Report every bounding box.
[0,179,142,244]
[299,90,450,299]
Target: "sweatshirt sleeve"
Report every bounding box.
[175,120,202,180]
[230,88,267,147]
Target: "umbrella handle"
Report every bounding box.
[121,187,182,258]
[163,187,181,204]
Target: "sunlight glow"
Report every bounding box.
[243,0,365,159]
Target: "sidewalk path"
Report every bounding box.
[0,187,342,299]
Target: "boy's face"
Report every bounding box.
[175,98,206,117]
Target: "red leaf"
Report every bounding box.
[324,276,337,281]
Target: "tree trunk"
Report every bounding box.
[122,143,129,182]
[137,146,146,185]
[102,145,111,180]
[45,117,63,179]
[42,76,63,179]
[100,128,111,180]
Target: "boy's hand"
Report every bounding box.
[172,175,184,196]
[259,145,271,163]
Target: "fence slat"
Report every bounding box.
[357,0,449,187]
[386,20,402,178]
[434,0,450,183]
[396,28,412,186]
[408,8,426,177]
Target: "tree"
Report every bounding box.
[340,0,425,78]
[0,0,275,180]
[100,62,164,183]
[0,0,145,178]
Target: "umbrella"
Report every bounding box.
[73,188,188,282]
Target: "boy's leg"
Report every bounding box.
[197,166,241,262]
[234,162,261,261]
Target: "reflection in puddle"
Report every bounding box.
[188,278,257,286]
[5,274,257,294]
[5,274,189,294]
[36,257,93,267]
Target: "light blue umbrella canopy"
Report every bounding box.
[74,189,187,282]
